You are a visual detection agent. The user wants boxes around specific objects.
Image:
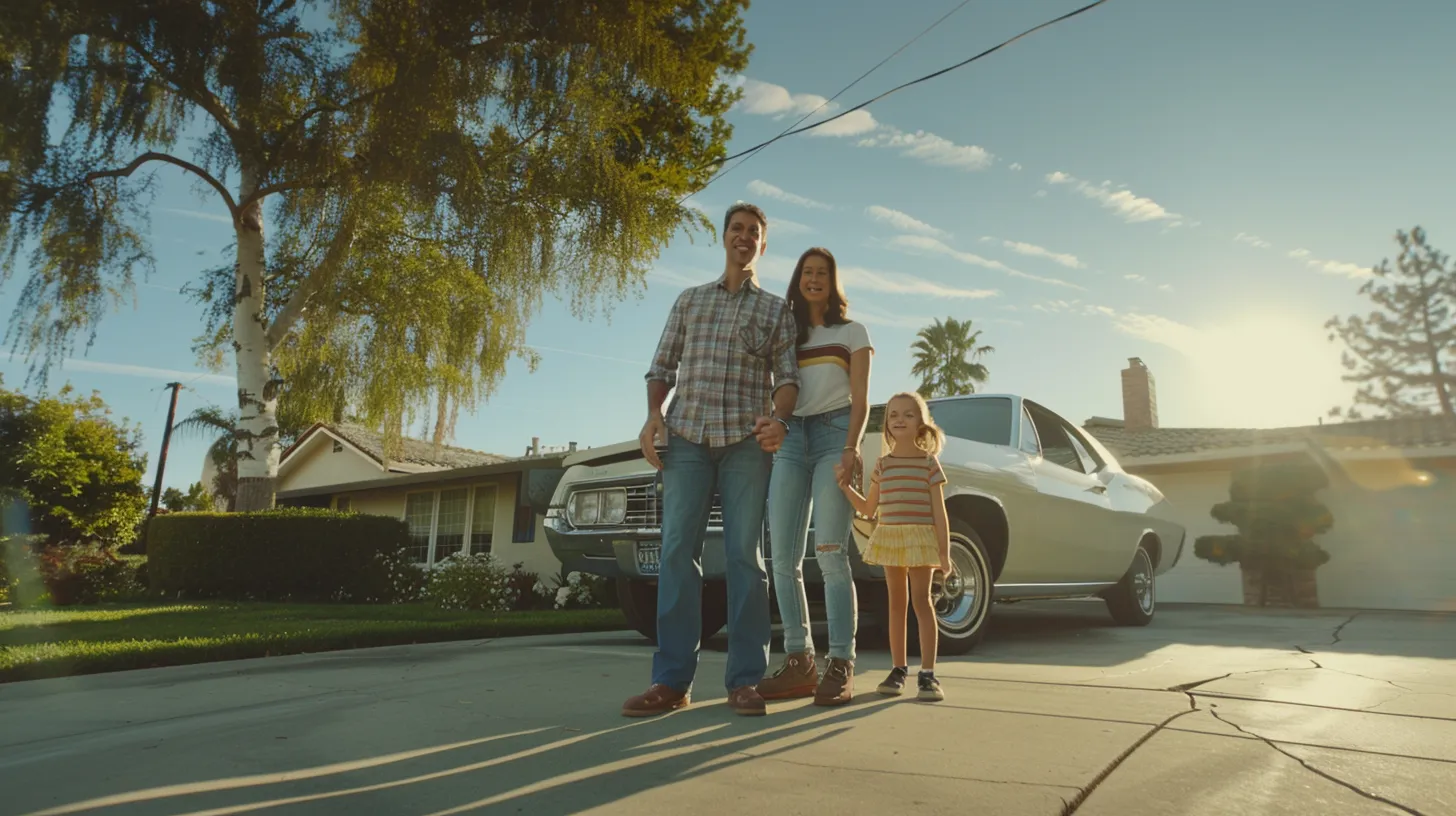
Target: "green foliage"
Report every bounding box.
[423,553,529,612]
[161,482,214,513]
[2,0,754,497]
[1193,459,1335,571]
[32,545,149,606]
[1326,226,1456,418]
[911,317,995,399]
[146,508,420,603]
[0,376,148,547]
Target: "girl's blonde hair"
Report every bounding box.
[881,391,945,456]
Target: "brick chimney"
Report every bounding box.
[1121,357,1159,430]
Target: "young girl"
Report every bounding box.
[836,391,953,702]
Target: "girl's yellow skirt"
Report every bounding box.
[863,523,940,569]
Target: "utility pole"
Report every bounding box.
[146,382,183,520]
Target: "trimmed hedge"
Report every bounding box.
[147,508,416,603]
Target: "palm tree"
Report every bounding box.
[911,317,995,399]
[173,406,238,511]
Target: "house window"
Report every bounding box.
[470,485,497,554]
[404,492,436,563]
[434,488,469,562]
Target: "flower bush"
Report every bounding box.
[422,553,522,612]
[544,568,610,610]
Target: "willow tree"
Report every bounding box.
[1,1,750,510]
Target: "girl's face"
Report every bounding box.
[797,254,833,305]
[885,396,924,445]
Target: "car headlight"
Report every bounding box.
[568,488,627,526]
[600,489,627,525]
[571,491,599,525]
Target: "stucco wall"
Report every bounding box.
[279,436,387,492]
[1142,460,1456,612]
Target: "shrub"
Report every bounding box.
[543,568,612,610]
[423,553,521,611]
[147,508,415,603]
[36,545,149,605]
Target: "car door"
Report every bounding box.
[1022,400,1115,582]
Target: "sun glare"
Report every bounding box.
[1186,315,1352,429]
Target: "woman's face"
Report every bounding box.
[798,254,833,305]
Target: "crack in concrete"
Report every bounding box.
[1207,706,1423,815]
[1167,673,1231,692]
[1331,611,1362,645]
[1060,697,1199,815]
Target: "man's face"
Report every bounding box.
[724,210,767,267]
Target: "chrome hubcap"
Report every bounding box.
[931,538,988,634]
[1133,550,1155,614]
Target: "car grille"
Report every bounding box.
[624,482,723,527]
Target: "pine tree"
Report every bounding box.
[1326,227,1456,419]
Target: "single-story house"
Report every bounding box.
[268,424,574,578]
[1085,359,1456,612]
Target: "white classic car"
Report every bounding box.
[542,393,1187,654]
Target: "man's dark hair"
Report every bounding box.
[723,201,768,237]
[786,247,849,345]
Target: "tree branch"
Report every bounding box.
[265,208,360,349]
[105,28,242,138]
[83,152,240,221]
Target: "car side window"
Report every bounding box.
[1018,406,1041,455]
[1064,426,1097,474]
[1027,405,1087,474]
[1064,424,1106,472]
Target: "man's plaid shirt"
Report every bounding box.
[646,275,800,449]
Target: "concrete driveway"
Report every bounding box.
[2,602,1453,815]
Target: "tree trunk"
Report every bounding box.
[233,167,280,512]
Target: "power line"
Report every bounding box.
[695,0,975,197]
[706,0,1112,171]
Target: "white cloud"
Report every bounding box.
[1158,283,1175,292]
[859,127,993,171]
[809,109,879,137]
[887,235,1083,290]
[1234,232,1272,249]
[160,207,233,226]
[682,197,710,215]
[1124,273,1146,282]
[746,180,830,211]
[1034,190,1048,198]
[866,206,948,238]
[1044,171,1180,224]
[2,353,235,387]
[770,218,814,235]
[1288,248,1371,279]
[1009,163,1023,171]
[759,254,996,301]
[980,236,1084,269]
[731,77,829,118]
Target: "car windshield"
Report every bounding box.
[868,397,1014,447]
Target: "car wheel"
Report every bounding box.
[1105,544,1156,626]
[615,578,728,644]
[909,519,994,655]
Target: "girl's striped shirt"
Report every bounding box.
[871,453,946,525]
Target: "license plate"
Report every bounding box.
[634,542,661,576]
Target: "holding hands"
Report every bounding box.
[752,416,788,453]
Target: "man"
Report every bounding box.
[622,202,800,718]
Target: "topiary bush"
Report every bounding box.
[147,508,417,603]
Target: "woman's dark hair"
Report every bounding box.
[786,247,849,345]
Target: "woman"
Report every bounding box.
[756,246,873,706]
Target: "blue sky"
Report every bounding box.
[4,0,1454,492]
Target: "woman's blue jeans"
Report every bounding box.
[768,406,858,662]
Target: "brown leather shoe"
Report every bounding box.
[756,651,818,700]
[814,658,854,706]
[727,685,766,716]
[621,684,689,718]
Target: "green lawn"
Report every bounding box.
[0,603,629,683]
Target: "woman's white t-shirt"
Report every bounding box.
[794,320,873,417]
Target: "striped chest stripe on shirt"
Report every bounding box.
[872,454,945,526]
[796,342,852,372]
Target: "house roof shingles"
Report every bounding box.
[1083,415,1456,463]
[327,423,510,470]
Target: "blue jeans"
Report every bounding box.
[768,407,858,662]
[653,433,773,692]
